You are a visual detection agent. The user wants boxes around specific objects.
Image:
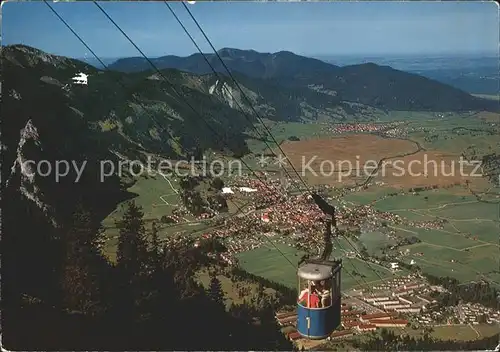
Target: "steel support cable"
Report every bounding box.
[178,4,500,325]
[178,3,500,291]
[337,240,369,287]
[42,0,248,221]
[43,0,403,305]
[167,3,392,285]
[163,1,303,194]
[177,1,313,193]
[44,0,294,270]
[342,235,388,284]
[85,1,297,270]
[333,236,380,294]
[42,0,180,148]
[173,2,397,286]
[90,1,283,200]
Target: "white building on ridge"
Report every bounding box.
[72,73,88,85]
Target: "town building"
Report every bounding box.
[71,72,88,85]
[360,312,396,322]
[356,324,377,332]
[330,330,354,339]
[369,319,409,328]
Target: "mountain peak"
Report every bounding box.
[217,48,257,56]
[2,44,94,72]
[275,50,296,56]
[3,44,64,61]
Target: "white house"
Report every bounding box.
[222,187,234,194]
[390,262,399,270]
[71,72,88,85]
[238,187,257,193]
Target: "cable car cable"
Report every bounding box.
[342,235,388,283]
[45,0,298,271]
[114,0,398,288]
[41,6,498,347]
[91,1,298,270]
[48,3,458,323]
[175,1,313,194]
[306,207,377,294]
[175,4,500,347]
[167,1,315,198]
[333,237,382,294]
[164,2,303,192]
[170,2,389,285]
[42,0,196,154]
[328,219,380,293]
[42,0,251,228]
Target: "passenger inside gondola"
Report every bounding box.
[318,280,331,307]
[298,280,320,308]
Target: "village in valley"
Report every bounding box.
[5,1,500,350]
[100,112,500,348]
[277,273,500,346]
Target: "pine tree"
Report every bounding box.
[113,202,149,322]
[116,201,148,279]
[61,203,105,316]
[207,275,225,307]
[210,177,224,191]
[151,221,159,251]
[150,221,160,268]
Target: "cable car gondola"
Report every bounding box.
[296,194,342,340]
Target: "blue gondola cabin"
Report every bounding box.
[296,260,342,339]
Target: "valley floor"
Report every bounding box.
[102,111,499,286]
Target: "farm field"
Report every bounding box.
[386,324,499,341]
[359,231,397,256]
[100,174,251,260]
[236,240,400,290]
[245,120,326,154]
[343,187,400,205]
[373,152,491,188]
[372,190,477,212]
[431,201,498,221]
[100,175,184,260]
[476,111,500,123]
[395,231,498,285]
[102,174,182,228]
[406,114,499,156]
[244,115,498,189]
[236,243,303,288]
[346,184,499,284]
[450,220,499,244]
[391,226,478,249]
[279,134,419,186]
[331,237,405,289]
[238,117,497,288]
[282,134,417,166]
[432,324,500,341]
[274,132,496,189]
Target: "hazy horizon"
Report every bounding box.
[3,1,498,59]
[8,43,497,62]
[68,51,498,61]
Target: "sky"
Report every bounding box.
[2,1,499,59]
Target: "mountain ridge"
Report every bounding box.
[3,43,497,237]
[108,47,498,112]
